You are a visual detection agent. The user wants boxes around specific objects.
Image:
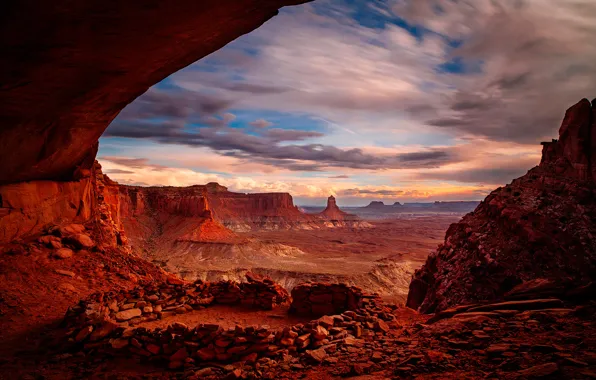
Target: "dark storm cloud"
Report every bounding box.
[106,111,462,171]
[398,151,449,162]
[395,0,596,143]
[221,83,290,95]
[99,157,167,171]
[104,169,135,174]
[490,72,530,90]
[106,84,465,171]
[418,167,529,184]
[340,188,405,196]
[262,128,324,142]
[416,156,540,184]
[116,88,232,122]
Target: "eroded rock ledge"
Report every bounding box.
[0,0,310,185]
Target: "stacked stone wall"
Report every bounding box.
[62,279,397,369]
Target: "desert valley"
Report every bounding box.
[1,1,596,379]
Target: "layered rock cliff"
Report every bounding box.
[407,98,596,313]
[118,183,318,235]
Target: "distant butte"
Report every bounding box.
[364,201,386,208]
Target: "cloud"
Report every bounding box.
[104,169,135,174]
[99,156,167,171]
[169,0,596,144]
[393,0,596,142]
[100,0,595,196]
[329,174,350,179]
[249,119,274,128]
[105,93,465,171]
[341,188,405,196]
[98,156,490,204]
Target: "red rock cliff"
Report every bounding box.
[0,0,310,185]
[406,98,596,313]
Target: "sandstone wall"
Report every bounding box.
[0,177,94,244]
[119,186,210,219]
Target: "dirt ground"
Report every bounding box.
[137,304,312,331]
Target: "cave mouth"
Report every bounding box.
[5,0,585,206]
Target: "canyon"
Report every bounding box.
[1,1,595,378]
[1,101,596,378]
[112,179,432,300]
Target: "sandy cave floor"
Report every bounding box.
[136,304,313,331]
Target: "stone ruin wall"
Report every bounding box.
[289,283,365,316]
[62,278,396,369]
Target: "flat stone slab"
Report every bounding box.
[467,299,564,312]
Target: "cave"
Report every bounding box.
[2,2,596,378]
[0,0,309,185]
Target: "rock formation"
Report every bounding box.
[318,196,351,220]
[316,196,371,228]
[392,202,403,207]
[407,98,596,313]
[119,183,318,237]
[365,201,386,208]
[0,0,309,185]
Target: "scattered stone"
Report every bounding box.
[53,248,74,259]
[374,319,390,333]
[55,269,75,277]
[115,308,142,322]
[58,224,86,236]
[306,347,327,363]
[486,344,512,354]
[110,338,129,349]
[59,283,76,292]
[516,363,558,378]
[69,233,95,249]
[472,330,490,339]
[563,358,588,367]
[75,326,93,342]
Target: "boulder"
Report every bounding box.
[306,347,327,363]
[115,308,142,322]
[69,233,95,249]
[59,224,86,236]
[53,248,74,259]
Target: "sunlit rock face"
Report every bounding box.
[407,98,596,313]
[0,0,309,185]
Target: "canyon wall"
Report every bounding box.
[117,183,313,235]
[0,0,309,185]
[407,98,596,313]
[0,177,95,243]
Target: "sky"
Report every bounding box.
[98,0,596,206]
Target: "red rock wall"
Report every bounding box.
[406,99,596,313]
[0,177,95,244]
[119,186,210,219]
[0,0,310,185]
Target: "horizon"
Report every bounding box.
[98,0,596,205]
